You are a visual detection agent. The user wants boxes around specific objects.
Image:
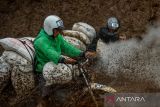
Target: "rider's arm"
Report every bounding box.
[87,32,99,51]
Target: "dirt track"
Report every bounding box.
[0,0,160,107]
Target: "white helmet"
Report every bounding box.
[107,17,119,30]
[43,15,64,35]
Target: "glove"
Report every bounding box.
[64,58,77,64]
[85,51,97,59]
[119,34,127,40]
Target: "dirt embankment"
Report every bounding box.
[0,0,160,38]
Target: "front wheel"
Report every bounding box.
[62,83,117,107]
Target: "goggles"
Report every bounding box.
[56,20,64,29]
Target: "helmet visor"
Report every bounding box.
[56,20,64,29]
[111,23,119,30]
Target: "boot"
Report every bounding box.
[42,85,53,98]
[36,96,49,107]
[37,85,53,107]
[36,74,54,107]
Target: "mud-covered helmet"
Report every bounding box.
[107,17,119,30]
[43,15,64,35]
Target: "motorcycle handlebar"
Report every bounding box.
[77,59,89,67]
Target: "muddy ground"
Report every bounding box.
[0,0,160,107]
[1,0,160,38]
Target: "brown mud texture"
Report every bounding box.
[0,0,160,107]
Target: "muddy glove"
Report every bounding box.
[119,34,127,40]
[64,58,77,64]
[85,51,97,59]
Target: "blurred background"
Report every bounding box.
[0,0,160,38]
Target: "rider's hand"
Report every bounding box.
[64,58,77,64]
[85,51,97,59]
[119,34,127,40]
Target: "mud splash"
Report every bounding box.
[95,26,160,89]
